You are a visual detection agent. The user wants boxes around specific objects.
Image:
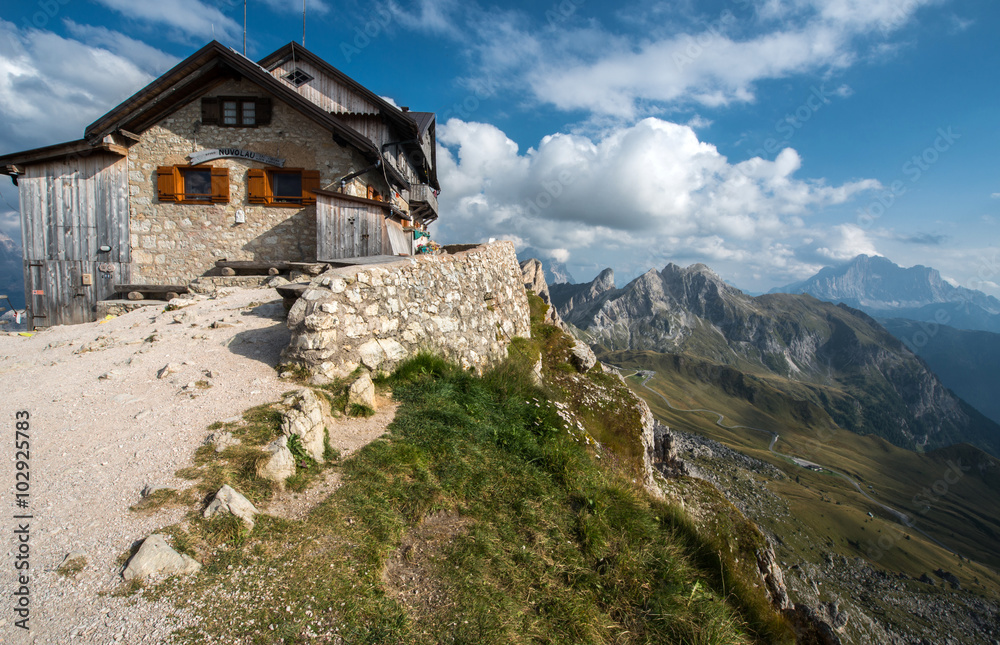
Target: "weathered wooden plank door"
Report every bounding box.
[316,194,386,260]
[20,155,129,328]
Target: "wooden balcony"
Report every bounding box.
[408,183,438,222]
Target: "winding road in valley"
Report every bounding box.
[619,368,963,559]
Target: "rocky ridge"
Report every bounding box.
[553,262,1000,455]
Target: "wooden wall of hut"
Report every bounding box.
[316,194,390,260]
[337,114,416,183]
[19,153,130,328]
[269,60,381,115]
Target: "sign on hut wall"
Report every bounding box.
[188,149,286,167]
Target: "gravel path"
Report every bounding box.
[0,286,388,644]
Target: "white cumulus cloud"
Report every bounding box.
[434,117,880,282]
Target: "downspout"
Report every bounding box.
[337,159,381,191]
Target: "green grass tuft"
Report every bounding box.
[348,402,376,418]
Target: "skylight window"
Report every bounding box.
[283,69,313,87]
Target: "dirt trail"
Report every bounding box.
[0,286,390,644]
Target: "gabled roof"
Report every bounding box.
[258,43,438,190]
[258,43,419,135]
[83,41,409,188]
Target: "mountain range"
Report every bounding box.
[551,262,1000,456]
[771,254,1000,333]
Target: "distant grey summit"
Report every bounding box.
[772,254,1000,332]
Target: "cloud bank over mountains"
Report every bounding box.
[435,117,881,284]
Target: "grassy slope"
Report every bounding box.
[132,298,794,644]
[603,350,1000,588]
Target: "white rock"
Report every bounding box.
[570,341,597,373]
[203,484,259,529]
[378,338,407,362]
[122,534,200,581]
[256,436,296,486]
[347,372,375,410]
[357,340,385,370]
[204,431,239,453]
[157,363,180,379]
[280,389,327,463]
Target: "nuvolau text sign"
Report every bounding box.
[188,149,286,167]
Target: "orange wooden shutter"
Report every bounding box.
[210,166,230,203]
[247,169,268,204]
[301,170,321,205]
[157,166,177,202]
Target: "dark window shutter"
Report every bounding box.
[157,166,177,202]
[256,98,272,126]
[247,169,268,204]
[201,98,220,125]
[211,166,230,203]
[302,170,321,205]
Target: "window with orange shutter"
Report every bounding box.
[156,166,230,204]
[246,168,320,206]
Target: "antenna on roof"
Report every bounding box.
[302,0,306,47]
[243,0,247,55]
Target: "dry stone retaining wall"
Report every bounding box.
[283,242,530,378]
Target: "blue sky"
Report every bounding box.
[1,0,998,294]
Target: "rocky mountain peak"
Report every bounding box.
[557,258,1000,456]
[593,267,616,292]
